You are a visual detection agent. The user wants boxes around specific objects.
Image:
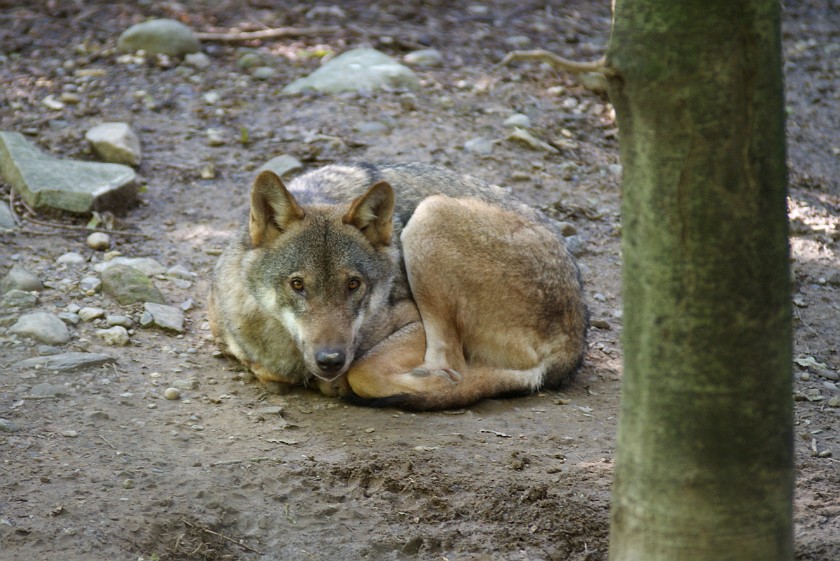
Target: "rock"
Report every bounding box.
[143,302,185,333]
[353,121,391,135]
[78,307,106,321]
[256,155,304,179]
[30,382,67,397]
[0,131,137,214]
[85,123,142,166]
[56,252,86,266]
[106,314,133,328]
[580,72,609,94]
[828,396,840,408]
[503,113,532,128]
[404,49,444,67]
[252,66,278,80]
[506,128,558,152]
[237,52,263,69]
[1,264,43,293]
[57,312,81,325]
[282,48,419,95]
[564,235,586,257]
[1,289,38,309]
[86,232,111,251]
[79,276,102,293]
[172,379,199,390]
[96,326,130,346]
[556,221,578,236]
[11,312,70,345]
[0,418,21,433]
[15,352,114,371]
[117,19,200,56]
[591,319,612,330]
[464,137,495,155]
[101,264,165,305]
[184,52,211,69]
[165,264,194,280]
[206,128,225,146]
[0,201,16,230]
[94,256,166,276]
[504,35,533,48]
[164,387,181,400]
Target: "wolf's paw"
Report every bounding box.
[264,381,293,395]
[410,367,462,384]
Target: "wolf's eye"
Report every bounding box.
[290,278,305,292]
[347,278,361,292]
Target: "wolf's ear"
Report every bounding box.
[249,170,305,247]
[343,181,395,247]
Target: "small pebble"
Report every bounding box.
[96,326,130,346]
[164,387,181,400]
[86,232,111,251]
[56,252,86,266]
[828,396,840,408]
[122,479,136,489]
[78,306,106,321]
[365,427,376,434]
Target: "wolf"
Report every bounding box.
[208,163,588,410]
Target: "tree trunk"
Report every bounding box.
[605,1,793,560]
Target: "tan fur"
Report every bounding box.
[208,163,588,410]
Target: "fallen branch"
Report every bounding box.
[195,25,339,42]
[497,49,615,77]
[210,456,280,467]
[182,519,264,555]
[9,188,153,239]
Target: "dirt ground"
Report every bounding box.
[1,1,838,560]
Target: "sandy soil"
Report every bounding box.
[1,1,838,560]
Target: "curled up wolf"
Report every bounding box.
[208,163,588,410]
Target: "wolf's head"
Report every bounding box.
[246,170,398,382]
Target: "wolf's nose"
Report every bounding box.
[315,349,346,372]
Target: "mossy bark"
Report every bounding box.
[606,1,793,560]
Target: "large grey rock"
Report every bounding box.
[11,312,70,345]
[0,201,15,230]
[283,48,419,95]
[15,352,115,372]
[256,155,304,178]
[117,19,200,56]
[101,264,165,305]
[1,290,39,309]
[0,132,137,214]
[85,122,142,166]
[1,264,43,293]
[142,302,185,333]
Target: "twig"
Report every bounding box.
[195,26,340,42]
[210,456,280,467]
[497,49,615,77]
[10,187,152,239]
[98,434,116,450]
[182,519,264,555]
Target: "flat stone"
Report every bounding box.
[0,201,16,230]
[85,122,142,166]
[0,418,21,433]
[464,137,495,155]
[94,256,166,276]
[503,113,532,128]
[404,49,444,67]
[101,264,165,305]
[15,352,115,372]
[1,264,43,293]
[143,302,185,333]
[283,48,419,95]
[256,155,304,179]
[10,312,70,345]
[30,382,67,397]
[1,290,39,309]
[117,19,200,56]
[78,306,106,321]
[0,131,137,214]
